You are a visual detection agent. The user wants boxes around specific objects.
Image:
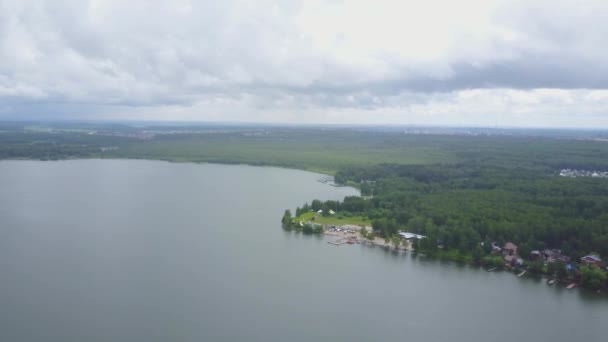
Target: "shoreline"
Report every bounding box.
[322,230,411,251]
[0,157,340,177]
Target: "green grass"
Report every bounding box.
[295,211,370,226]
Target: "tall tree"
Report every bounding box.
[281,209,292,227]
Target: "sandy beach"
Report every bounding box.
[323,229,411,251]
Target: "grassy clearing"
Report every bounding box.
[295,211,370,226]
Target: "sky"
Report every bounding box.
[1,0,608,128]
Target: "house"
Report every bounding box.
[581,254,602,267]
[542,249,571,263]
[503,242,518,256]
[504,254,524,266]
[530,250,541,259]
[542,249,560,262]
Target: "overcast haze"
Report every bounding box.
[1,0,608,127]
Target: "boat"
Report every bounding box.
[517,270,527,277]
[566,283,577,290]
[547,279,556,285]
[487,267,497,272]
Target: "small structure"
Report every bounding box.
[491,242,502,253]
[316,209,323,215]
[581,254,602,267]
[530,250,541,260]
[542,249,571,263]
[398,232,426,240]
[543,249,560,262]
[503,242,518,256]
[328,209,336,215]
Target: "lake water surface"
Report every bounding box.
[0,160,605,342]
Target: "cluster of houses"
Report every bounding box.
[493,241,604,270]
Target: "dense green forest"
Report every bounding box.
[331,163,608,257]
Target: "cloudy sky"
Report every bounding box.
[1,0,608,127]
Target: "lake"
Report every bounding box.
[0,160,605,342]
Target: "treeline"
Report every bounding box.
[294,197,368,217]
[0,132,132,160]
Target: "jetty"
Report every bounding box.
[328,237,357,246]
[328,238,347,246]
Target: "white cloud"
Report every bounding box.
[0,0,608,127]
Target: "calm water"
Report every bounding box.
[0,160,605,342]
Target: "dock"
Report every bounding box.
[328,237,357,246]
[517,270,527,277]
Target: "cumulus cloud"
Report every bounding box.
[0,0,607,126]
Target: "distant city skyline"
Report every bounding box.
[1,0,608,128]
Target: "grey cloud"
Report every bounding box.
[1,0,608,125]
